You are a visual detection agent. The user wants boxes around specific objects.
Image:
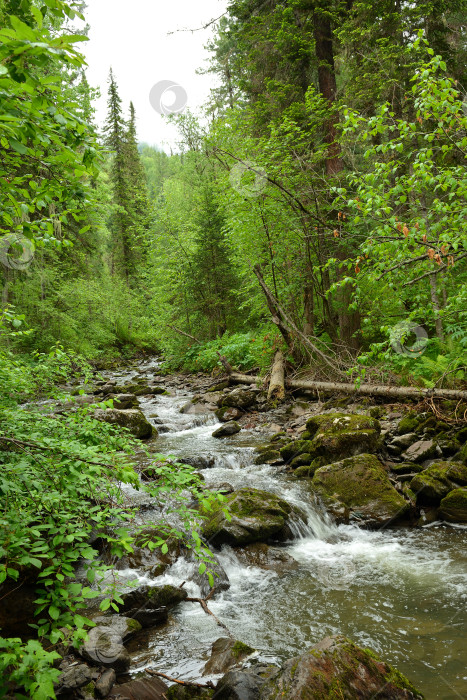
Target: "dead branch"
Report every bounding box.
[185,595,233,637]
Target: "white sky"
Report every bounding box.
[76,0,227,150]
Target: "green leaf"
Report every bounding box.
[48,605,60,620]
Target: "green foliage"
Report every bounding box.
[163,329,281,373]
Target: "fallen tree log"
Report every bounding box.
[267,350,285,401]
[228,372,467,402]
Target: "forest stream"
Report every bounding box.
[92,358,467,700]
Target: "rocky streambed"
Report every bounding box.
[13,358,467,699]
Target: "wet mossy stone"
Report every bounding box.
[302,412,381,462]
[200,488,300,547]
[398,412,422,435]
[218,388,256,410]
[280,439,314,462]
[203,637,255,676]
[312,453,409,527]
[456,442,467,465]
[290,453,313,469]
[260,635,424,699]
[93,408,154,439]
[390,462,424,475]
[254,449,281,465]
[120,584,187,620]
[439,488,467,523]
[212,421,241,438]
[294,456,329,478]
[410,461,467,505]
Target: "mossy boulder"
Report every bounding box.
[390,462,424,475]
[439,488,467,523]
[93,408,154,439]
[201,488,300,547]
[410,461,467,505]
[294,457,329,478]
[203,637,255,675]
[312,453,409,527]
[456,442,467,465]
[280,439,314,462]
[215,406,243,422]
[283,412,382,466]
[212,421,241,438]
[218,388,257,410]
[254,449,281,465]
[259,635,424,699]
[398,412,422,435]
[120,584,187,628]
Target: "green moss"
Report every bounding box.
[398,412,421,435]
[440,487,467,523]
[280,440,315,461]
[254,449,281,465]
[231,640,255,658]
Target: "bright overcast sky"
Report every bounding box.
[76,0,227,150]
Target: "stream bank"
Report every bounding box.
[8,357,466,699]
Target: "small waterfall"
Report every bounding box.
[100,359,467,699]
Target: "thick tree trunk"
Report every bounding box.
[228,372,467,401]
[267,351,285,401]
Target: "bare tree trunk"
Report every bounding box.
[228,372,467,401]
[268,351,285,401]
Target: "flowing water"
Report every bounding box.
[105,362,467,699]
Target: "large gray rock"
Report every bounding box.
[312,454,410,527]
[212,422,241,438]
[93,408,154,439]
[56,664,93,693]
[203,637,255,676]
[218,389,257,410]
[120,584,187,628]
[108,677,169,699]
[402,439,440,463]
[201,488,300,547]
[80,625,130,672]
[234,543,298,575]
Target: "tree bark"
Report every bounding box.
[268,350,285,401]
[253,264,346,375]
[228,372,467,401]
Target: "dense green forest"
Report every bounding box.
[0,0,466,696]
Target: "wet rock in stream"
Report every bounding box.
[120,584,187,628]
[93,408,155,439]
[201,488,303,547]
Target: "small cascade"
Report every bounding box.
[101,359,467,698]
